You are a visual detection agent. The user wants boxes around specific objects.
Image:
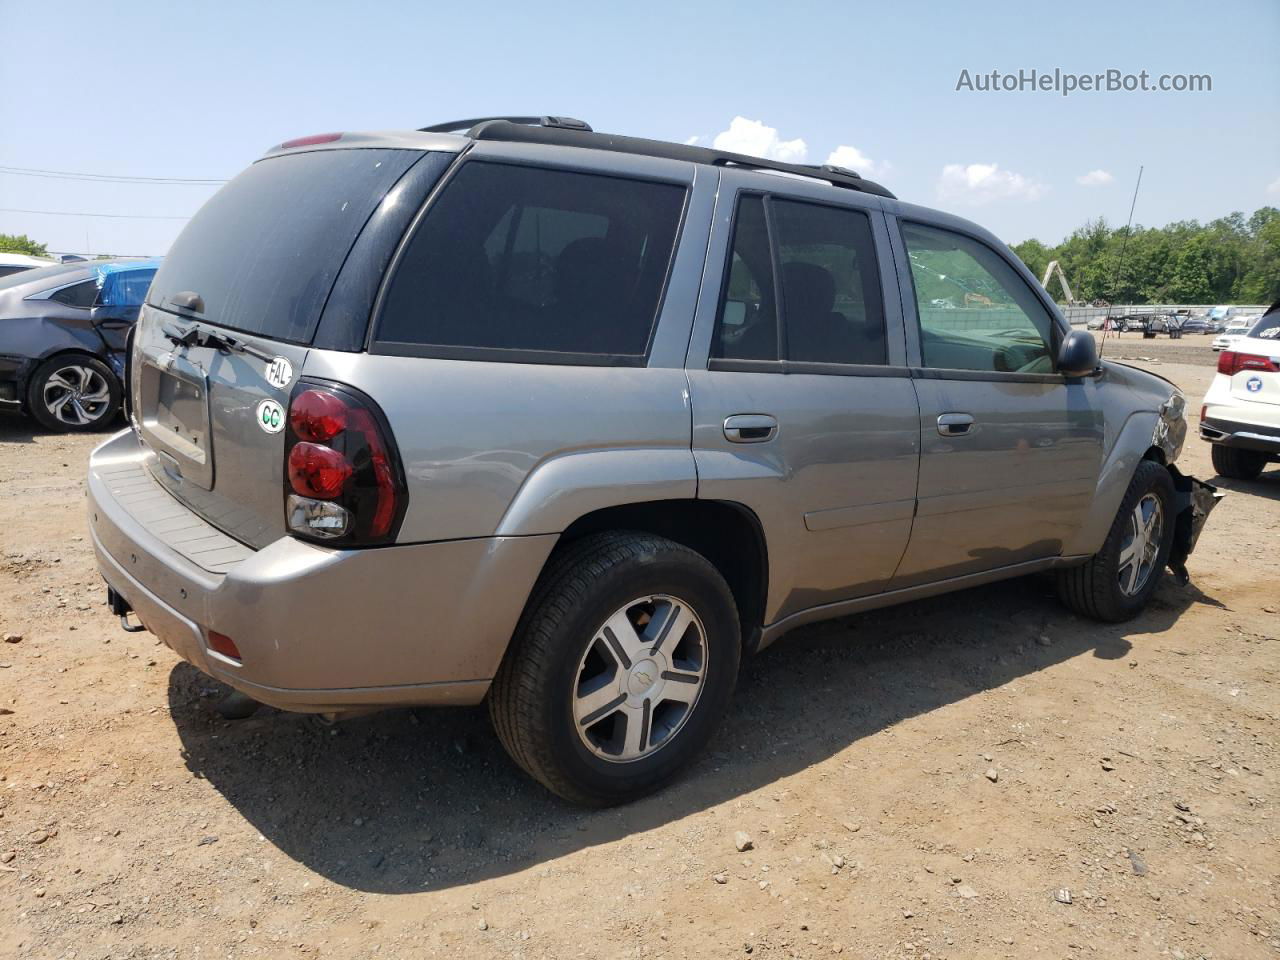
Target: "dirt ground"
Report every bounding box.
[1,334,1276,960]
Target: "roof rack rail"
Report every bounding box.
[419,116,592,135]
[458,120,896,199]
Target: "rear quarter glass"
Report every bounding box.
[146,149,425,345]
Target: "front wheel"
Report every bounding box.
[1056,460,1176,622]
[488,532,741,806]
[1211,443,1267,481]
[26,353,121,432]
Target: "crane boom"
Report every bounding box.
[1040,260,1078,305]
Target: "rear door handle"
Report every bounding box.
[937,412,975,437]
[724,414,778,443]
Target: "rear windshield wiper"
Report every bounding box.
[160,322,277,363]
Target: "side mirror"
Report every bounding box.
[1057,328,1099,378]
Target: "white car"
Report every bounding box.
[1201,306,1280,479]
[1211,317,1256,352]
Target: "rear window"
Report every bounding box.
[374,161,687,362]
[147,149,422,343]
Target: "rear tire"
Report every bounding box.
[1210,443,1266,481]
[488,532,740,806]
[26,353,121,432]
[1056,460,1175,622]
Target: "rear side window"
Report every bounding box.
[713,194,887,366]
[773,199,885,365]
[714,196,778,361]
[375,162,687,362]
[50,280,99,308]
[147,149,422,343]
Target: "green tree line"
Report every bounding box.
[0,233,50,257]
[1011,207,1279,305]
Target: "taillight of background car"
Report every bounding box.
[1217,351,1279,375]
[284,380,407,545]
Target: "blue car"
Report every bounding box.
[0,258,160,430]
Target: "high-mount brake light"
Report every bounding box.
[283,381,406,545]
[1218,350,1279,375]
[279,132,343,149]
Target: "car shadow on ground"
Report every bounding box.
[0,417,41,444]
[1210,468,1280,502]
[168,572,1211,895]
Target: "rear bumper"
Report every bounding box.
[1200,415,1280,454]
[88,429,557,712]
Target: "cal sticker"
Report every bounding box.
[265,356,293,389]
[256,398,285,434]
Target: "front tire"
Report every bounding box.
[1056,460,1175,622]
[488,532,741,806]
[26,353,121,432]
[1211,443,1267,481]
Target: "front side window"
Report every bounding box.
[902,222,1055,374]
[376,162,687,360]
[712,194,887,366]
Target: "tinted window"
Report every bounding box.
[902,222,1055,373]
[50,280,99,308]
[1250,305,1280,341]
[773,199,885,365]
[0,265,32,280]
[713,196,886,365]
[95,268,156,308]
[376,162,686,359]
[148,149,423,343]
[713,196,778,361]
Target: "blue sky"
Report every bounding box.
[2,0,1277,256]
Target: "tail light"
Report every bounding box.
[283,381,407,545]
[1218,350,1279,375]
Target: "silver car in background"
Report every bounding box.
[87,117,1217,805]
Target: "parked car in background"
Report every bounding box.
[1178,316,1214,335]
[1201,302,1280,479]
[0,252,57,279]
[87,117,1217,805]
[1212,317,1256,352]
[1206,305,1244,328]
[0,258,160,430]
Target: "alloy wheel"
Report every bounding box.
[42,364,112,427]
[1117,493,1164,597]
[572,594,708,763]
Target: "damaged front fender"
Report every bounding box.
[1166,465,1222,584]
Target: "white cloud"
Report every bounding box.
[1076,169,1114,186]
[936,162,1046,205]
[1268,175,1280,195]
[683,135,701,146]
[826,144,887,178]
[711,117,807,164]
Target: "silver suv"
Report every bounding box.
[88,117,1218,805]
